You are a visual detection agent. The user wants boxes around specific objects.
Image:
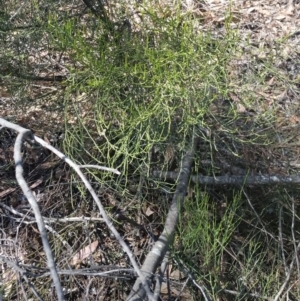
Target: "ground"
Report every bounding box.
[1,1,300,300]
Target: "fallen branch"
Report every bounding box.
[0,118,65,301]
[0,118,153,300]
[0,202,105,224]
[152,171,300,186]
[127,130,199,301]
[32,135,154,300]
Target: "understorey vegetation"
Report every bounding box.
[1,0,300,300]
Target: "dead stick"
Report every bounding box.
[127,131,199,301]
[152,171,300,186]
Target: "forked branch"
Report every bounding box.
[0,118,154,301]
[0,118,65,301]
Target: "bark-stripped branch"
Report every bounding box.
[0,118,153,300]
[127,131,199,301]
[0,118,65,301]
[33,135,154,300]
[152,171,300,186]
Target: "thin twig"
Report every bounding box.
[174,257,212,301]
[242,189,276,241]
[0,203,104,224]
[80,164,120,175]
[9,2,26,22]
[274,241,300,301]
[28,267,136,280]
[274,194,300,301]
[174,277,189,301]
[0,255,43,301]
[0,203,72,252]
[278,207,288,276]
[0,117,154,300]
[290,197,300,278]
[223,289,274,301]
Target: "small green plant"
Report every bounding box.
[47,3,237,191]
[176,187,241,298]
[3,1,300,300]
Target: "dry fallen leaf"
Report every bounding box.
[71,240,99,265]
[170,269,185,280]
[236,103,246,113]
[229,92,246,113]
[275,90,287,102]
[145,206,155,216]
[289,115,300,124]
[267,77,275,86]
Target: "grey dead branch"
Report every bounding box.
[0,118,65,301]
[0,118,154,300]
[153,171,300,186]
[1,1,300,300]
[2,116,300,300]
[127,130,200,300]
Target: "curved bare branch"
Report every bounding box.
[33,134,154,300]
[0,117,153,301]
[0,118,65,301]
